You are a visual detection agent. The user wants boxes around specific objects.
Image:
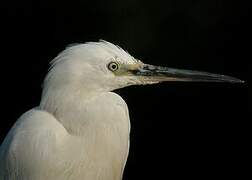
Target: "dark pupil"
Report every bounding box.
[111,64,117,70]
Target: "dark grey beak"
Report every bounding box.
[133,64,244,83]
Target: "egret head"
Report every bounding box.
[42,40,243,96]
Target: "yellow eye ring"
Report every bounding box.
[108,62,119,72]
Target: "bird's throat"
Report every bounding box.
[40,86,109,135]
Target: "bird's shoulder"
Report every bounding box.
[2,108,68,144]
[0,108,68,177]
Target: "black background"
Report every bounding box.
[0,0,249,179]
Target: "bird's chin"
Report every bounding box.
[121,76,168,87]
[136,76,179,85]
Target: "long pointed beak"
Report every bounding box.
[132,64,244,83]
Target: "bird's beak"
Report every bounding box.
[131,63,244,83]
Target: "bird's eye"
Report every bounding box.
[108,62,119,72]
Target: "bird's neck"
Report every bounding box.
[39,87,129,180]
[39,85,103,135]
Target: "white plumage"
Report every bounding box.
[0,41,132,180]
[0,40,243,180]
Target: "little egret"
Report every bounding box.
[0,40,243,180]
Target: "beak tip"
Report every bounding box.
[236,79,245,83]
[228,78,245,84]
